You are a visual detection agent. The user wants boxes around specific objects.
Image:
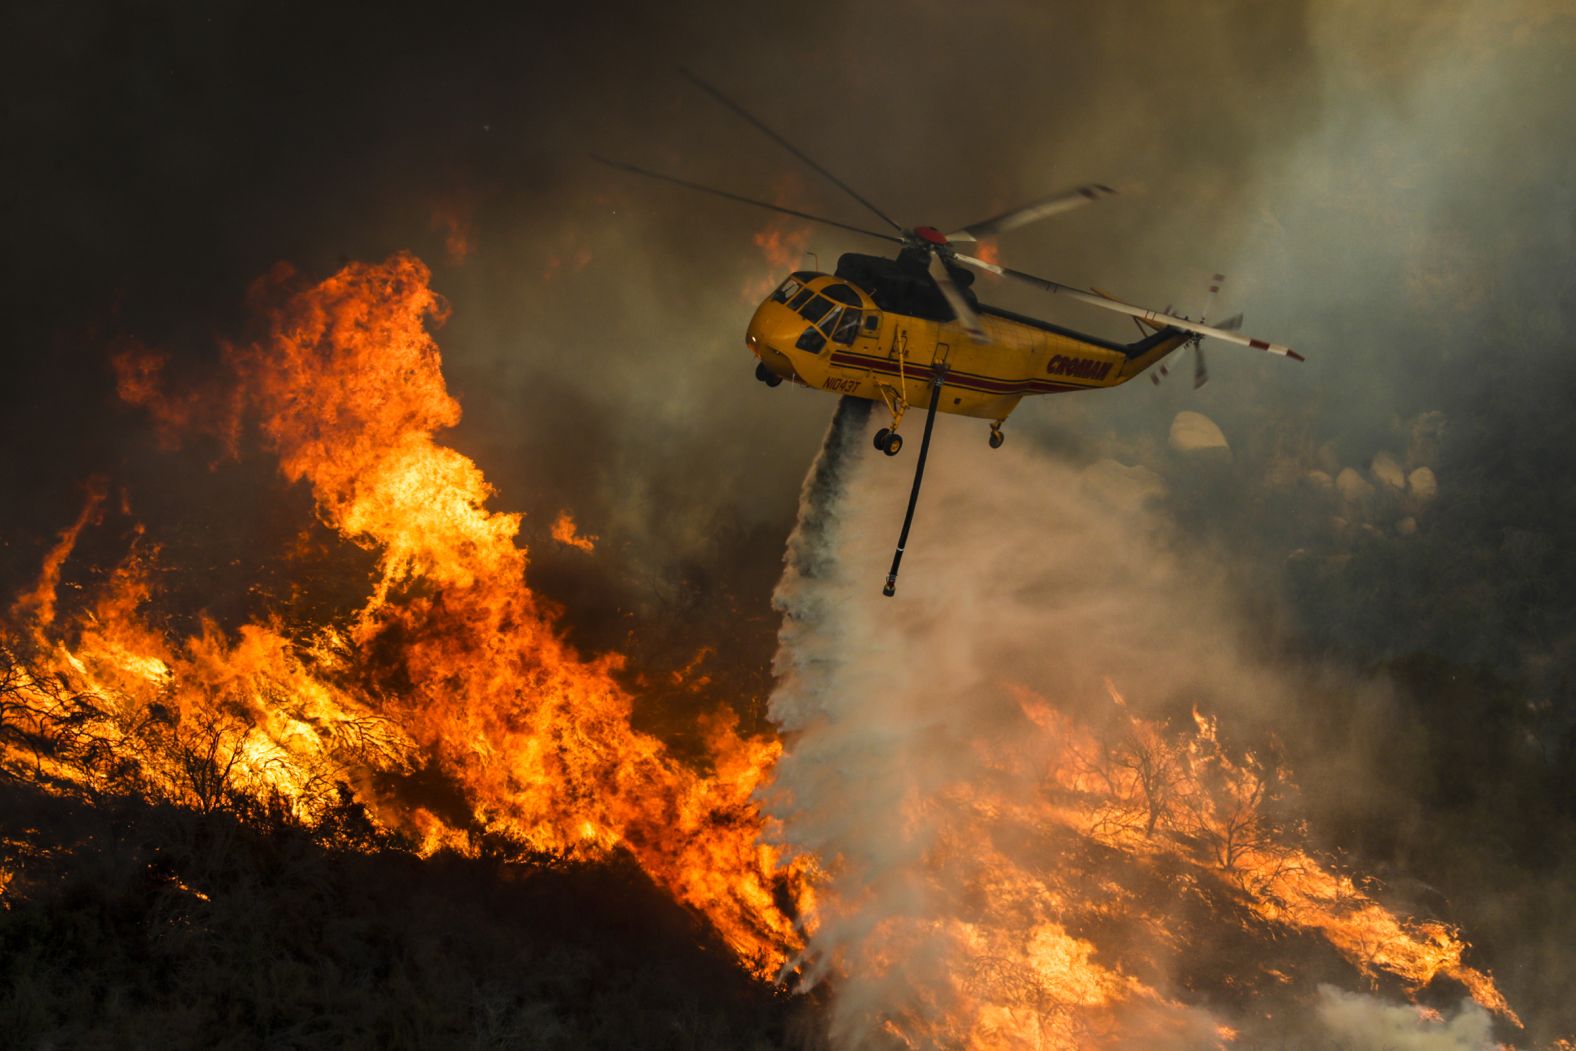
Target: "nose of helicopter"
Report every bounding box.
[745,305,801,383]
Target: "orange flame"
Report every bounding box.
[1010,681,1519,1029]
[550,511,597,553]
[10,477,105,629]
[112,344,242,454]
[3,253,807,974]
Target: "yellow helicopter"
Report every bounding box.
[598,71,1301,595]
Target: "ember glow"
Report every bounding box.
[550,510,598,553]
[0,255,1524,1046]
[742,174,813,301]
[430,205,474,264]
[747,220,811,299]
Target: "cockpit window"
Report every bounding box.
[771,276,804,304]
[832,309,862,344]
[788,288,815,312]
[799,295,835,325]
[795,326,826,353]
[822,283,862,307]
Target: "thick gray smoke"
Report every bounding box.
[764,406,1503,1046]
[1314,987,1496,1051]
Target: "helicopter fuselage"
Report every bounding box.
[747,266,1193,425]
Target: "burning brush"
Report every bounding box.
[3,253,809,978]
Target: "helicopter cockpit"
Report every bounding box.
[767,276,875,354]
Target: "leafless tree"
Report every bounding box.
[1071,710,1187,844]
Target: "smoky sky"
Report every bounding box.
[2,0,1345,544]
[6,0,1570,683]
[0,0,1361,692]
[5,0,1576,1039]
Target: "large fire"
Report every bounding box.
[0,253,1525,1044]
[4,254,805,974]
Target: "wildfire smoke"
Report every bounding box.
[766,402,1517,1046]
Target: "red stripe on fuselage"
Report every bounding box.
[827,350,1096,396]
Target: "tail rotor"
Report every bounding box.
[1152,274,1242,389]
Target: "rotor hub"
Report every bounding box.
[911,226,949,246]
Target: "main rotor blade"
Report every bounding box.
[928,252,989,344]
[592,155,903,245]
[946,183,1117,242]
[952,253,1303,360]
[679,67,904,235]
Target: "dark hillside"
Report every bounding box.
[0,779,824,1050]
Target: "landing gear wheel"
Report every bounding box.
[755,362,783,387]
[988,427,1005,449]
[873,427,891,451]
[881,432,904,457]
